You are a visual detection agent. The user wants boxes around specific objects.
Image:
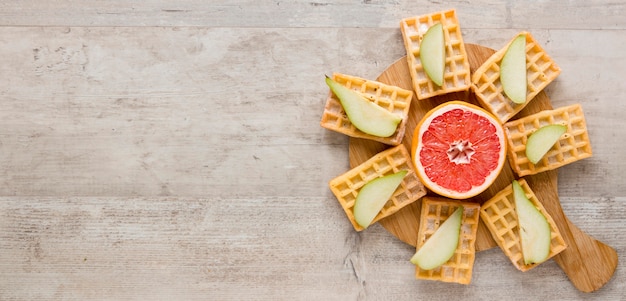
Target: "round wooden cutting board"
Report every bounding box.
[347,44,617,292]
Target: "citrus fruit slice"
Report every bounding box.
[411,101,506,199]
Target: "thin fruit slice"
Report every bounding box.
[512,180,551,264]
[420,23,445,86]
[411,101,507,199]
[353,170,408,229]
[325,76,402,137]
[525,124,567,164]
[500,34,527,104]
[410,206,463,270]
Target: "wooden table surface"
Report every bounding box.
[0,1,624,300]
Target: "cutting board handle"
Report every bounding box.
[525,173,617,292]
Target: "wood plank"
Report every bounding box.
[0,197,358,299]
[0,27,624,199]
[0,197,623,299]
[0,1,624,29]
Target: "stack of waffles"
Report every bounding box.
[400,9,471,100]
[503,104,593,176]
[472,32,561,123]
[415,197,480,284]
[328,145,426,231]
[320,73,414,146]
[480,179,567,271]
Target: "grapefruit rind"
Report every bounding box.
[411,101,507,199]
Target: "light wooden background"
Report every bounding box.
[0,1,624,300]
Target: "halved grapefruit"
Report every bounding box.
[411,101,507,199]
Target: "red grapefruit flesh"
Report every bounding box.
[411,101,506,199]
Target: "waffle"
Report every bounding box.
[480,179,567,271]
[400,9,471,100]
[471,32,561,123]
[328,144,426,231]
[320,73,413,145]
[414,197,480,284]
[503,104,592,176]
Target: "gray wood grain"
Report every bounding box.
[0,197,624,300]
[0,1,624,300]
[0,1,624,29]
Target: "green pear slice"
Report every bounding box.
[525,124,567,164]
[410,206,463,270]
[500,34,527,104]
[353,170,408,229]
[419,23,445,86]
[512,180,551,264]
[325,76,402,137]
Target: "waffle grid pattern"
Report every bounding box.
[320,73,413,146]
[471,32,561,123]
[328,145,426,231]
[400,9,471,100]
[415,197,480,284]
[503,104,592,176]
[479,179,567,271]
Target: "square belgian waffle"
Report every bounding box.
[414,197,480,285]
[320,73,413,145]
[471,32,561,123]
[479,179,567,271]
[328,144,426,231]
[400,9,471,100]
[503,103,592,176]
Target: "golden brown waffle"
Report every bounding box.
[320,73,413,145]
[471,32,561,123]
[400,9,471,100]
[328,145,426,231]
[414,197,480,285]
[503,104,592,176]
[480,179,567,271]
